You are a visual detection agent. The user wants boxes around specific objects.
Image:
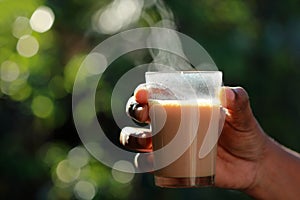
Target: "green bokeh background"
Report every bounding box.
[0,0,299,199]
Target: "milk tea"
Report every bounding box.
[149,100,220,187]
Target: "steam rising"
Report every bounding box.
[93,0,194,72]
[146,0,194,72]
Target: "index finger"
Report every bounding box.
[134,84,148,104]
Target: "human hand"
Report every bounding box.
[121,85,268,190]
[121,85,300,199]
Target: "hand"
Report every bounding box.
[121,85,300,199]
[122,85,267,189]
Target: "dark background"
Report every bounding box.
[0,0,299,199]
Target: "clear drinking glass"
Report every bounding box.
[145,71,222,188]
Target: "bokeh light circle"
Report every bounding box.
[31,95,54,118]
[12,16,32,38]
[30,6,55,33]
[16,35,39,57]
[56,160,81,183]
[111,160,135,183]
[0,61,20,82]
[73,180,96,200]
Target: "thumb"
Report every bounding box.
[220,87,256,132]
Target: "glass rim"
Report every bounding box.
[145,70,222,75]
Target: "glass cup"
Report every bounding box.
[145,71,222,188]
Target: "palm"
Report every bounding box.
[216,143,258,189]
[215,119,267,190]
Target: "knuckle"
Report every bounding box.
[126,101,148,123]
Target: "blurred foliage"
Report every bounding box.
[0,0,299,199]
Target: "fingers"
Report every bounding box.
[220,86,256,132]
[134,153,154,172]
[120,127,153,171]
[126,84,149,123]
[220,86,249,110]
[134,84,148,104]
[224,87,250,112]
[120,127,153,172]
[126,97,150,123]
[120,127,152,153]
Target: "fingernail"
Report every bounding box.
[134,83,147,96]
[134,84,148,104]
[226,87,235,102]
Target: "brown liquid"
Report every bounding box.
[149,100,220,187]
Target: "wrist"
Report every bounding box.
[245,136,300,200]
[244,137,275,199]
